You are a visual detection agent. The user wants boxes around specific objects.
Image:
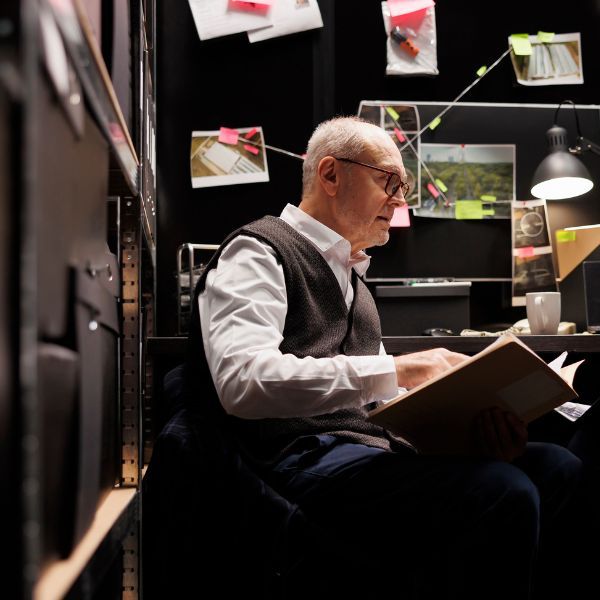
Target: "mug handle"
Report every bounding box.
[535,296,548,329]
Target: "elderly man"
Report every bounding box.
[186,116,582,598]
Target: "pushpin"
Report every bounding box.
[390,26,419,57]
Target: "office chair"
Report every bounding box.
[142,364,366,599]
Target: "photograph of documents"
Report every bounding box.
[510,32,584,86]
[190,127,269,188]
[358,101,421,207]
[414,144,515,219]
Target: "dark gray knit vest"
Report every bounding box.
[186,215,401,464]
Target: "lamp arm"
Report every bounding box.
[572,136,600,156]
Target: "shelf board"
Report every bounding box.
[34,487,138,600]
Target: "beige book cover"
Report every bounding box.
[368,333,583,455]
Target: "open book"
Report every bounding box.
[368,333,584,455]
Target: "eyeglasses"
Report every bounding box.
[334,157,410,198]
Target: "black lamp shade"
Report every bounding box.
[531,125,594,200]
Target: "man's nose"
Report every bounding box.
[388,194,406,207]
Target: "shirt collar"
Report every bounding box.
[280,204,371,276]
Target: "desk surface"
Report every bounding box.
[147,335,600,356]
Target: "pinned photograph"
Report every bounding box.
[190,127,269,188]
[510,32,584,86]
[511,199,558,306]
[358,101,421,208]
[414,144,515,219]
[513,200,551,248]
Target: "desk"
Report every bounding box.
[147,335,600,357]
[382,335,600,354]
[146,334,600,407]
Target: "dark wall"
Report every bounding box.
[156,0,600,335]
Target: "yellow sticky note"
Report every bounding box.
[557,230,576,242]
[482,209,495,216]
[429,117,442,130]
[537,31,555,43]
[476,66,487,77]
[480,194,496,202]
[455,200,483,220]
[510,34,533,56]
[385,106,400,121]
[435,178,448,193]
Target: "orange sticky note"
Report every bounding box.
[390,205,411,227]
[394,128,406,143]
[426,182,439,198]
[218,127,239,145]
[243,144,259,155]
[244,127,258,139]
[515,246,535,257]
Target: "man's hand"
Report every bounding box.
[393,348,470,389]
[474,407,528,462]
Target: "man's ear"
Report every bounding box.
[316,156,340,197]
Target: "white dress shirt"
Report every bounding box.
[198,203,399,419]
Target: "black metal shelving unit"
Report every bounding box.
[3,1,157,597]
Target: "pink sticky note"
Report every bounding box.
[229,0,272,14]
[390,205,411,227]
[426,182,439,198]
[389,0,433,28]
[393,127,406,143]
[244,127,258,139]
[515,246,535,257]
[243,144,259,155]
[388,0,435,17]
[218,127,239,145]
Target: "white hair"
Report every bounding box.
[301,116,387,195]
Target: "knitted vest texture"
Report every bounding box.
[186,216,398,463]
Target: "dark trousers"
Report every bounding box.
[265,436,583,600]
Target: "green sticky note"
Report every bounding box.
[434,178,448,193]
[510,33,533,56]
[385,106,400,121]
[480,194,496,202]
[557,230,576,242]
[455,200,483,220]
[537,31,555,43]
[482,209,495,216]
[429,117,442,130]
[476,66,487,77]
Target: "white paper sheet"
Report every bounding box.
[188,0,273,41]
[248,0,323,43]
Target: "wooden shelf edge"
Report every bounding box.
[34,487,138,600]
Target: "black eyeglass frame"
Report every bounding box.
[333,157,410,198]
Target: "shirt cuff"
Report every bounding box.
[350,354,399,405]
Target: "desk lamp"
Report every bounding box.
[531,100,600,200]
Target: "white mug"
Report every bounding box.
[526,292,561,335]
